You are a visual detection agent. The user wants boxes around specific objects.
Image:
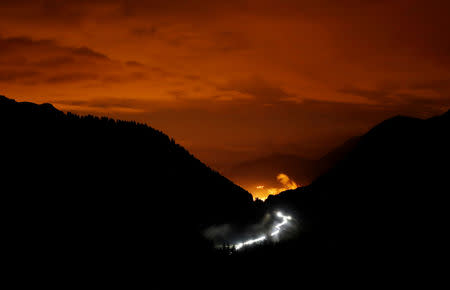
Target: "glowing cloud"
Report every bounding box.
[254,173,300,201]
[277,173,298,190]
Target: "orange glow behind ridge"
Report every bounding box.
[251,173,300,201]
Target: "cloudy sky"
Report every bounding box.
[1,0,450,170]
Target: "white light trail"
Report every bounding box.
[235,236,267,250]
[234,211,292,250]
[270,211,291,236]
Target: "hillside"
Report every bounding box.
[0,95,257,265]
[263,110,450,266]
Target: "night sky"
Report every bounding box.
[1,0,449,175]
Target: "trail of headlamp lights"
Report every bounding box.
[234,211,292,250]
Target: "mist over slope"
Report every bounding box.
[0,95,257,264]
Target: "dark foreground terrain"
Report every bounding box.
[2,95,449,278]
[1,96,260,268]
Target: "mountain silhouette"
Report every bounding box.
[0,95,259,268]
[264,109,450,268]
[3,94,449,275]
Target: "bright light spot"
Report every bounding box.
[270,212,290,237]
[233,211,292,250]
[256,185,265,189]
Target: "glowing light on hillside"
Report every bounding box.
[235,236,266,250]
[271,211,291,236]
[234,211,292,250]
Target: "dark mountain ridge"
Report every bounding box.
[1,95,257,265]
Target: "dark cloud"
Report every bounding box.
[0,70,40,82]
[168,90,187,100]
[71,46,109,60]
[32,57,76,68]
[54,97,151,111]
[395,93,450,108]
[0,1,112,26]
[0,35,150,85]
[338,87,391,102]
[0,36,108,59]
[125,60,145,67]
[220,77,298,104]
[0,36,55,53]
[409,79,450,93]
[211,31,250,53]
[338,85,450,113]
[102,72,148,83]
[46,73,99,84]
[131,26,158,37]
[0,36,111,65]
